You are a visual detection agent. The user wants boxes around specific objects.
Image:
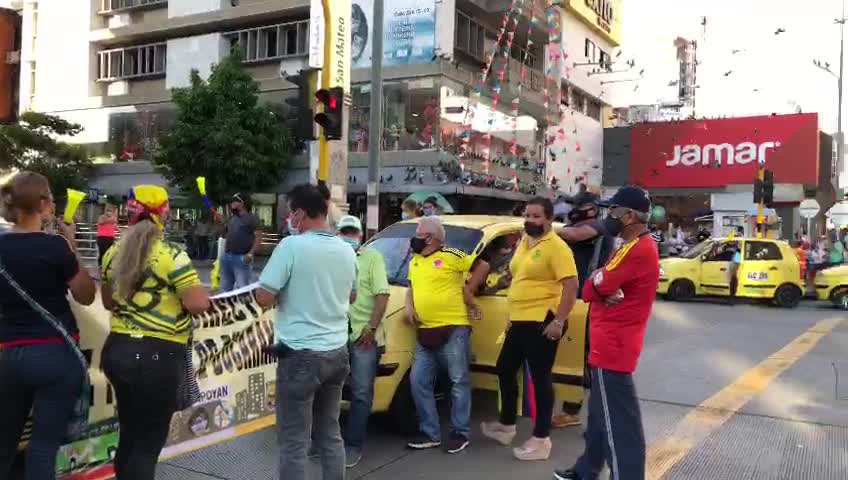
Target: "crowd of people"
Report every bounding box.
[1,170,664,480]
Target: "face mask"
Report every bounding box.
[603,215,625,237]
[422,207,434,217]
[410,236,427,254]
[568,208,594,225]
[342,236,361,250]
[524,221,545,237]
[401,212,410,220]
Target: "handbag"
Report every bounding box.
[0,256,90,441]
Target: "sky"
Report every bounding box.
[611,0,845,133]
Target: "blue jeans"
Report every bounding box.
[220,252,253,292]
[277,346,350,480]
[410,326,472,441]
[0,343,85,480]
[344,342,381,449]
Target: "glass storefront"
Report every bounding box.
[349,77,440,152]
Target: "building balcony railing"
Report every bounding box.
[99,0,168,15]
[97,42,167,82]
[224,20,310,64]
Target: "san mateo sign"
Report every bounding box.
[584,0,614,33]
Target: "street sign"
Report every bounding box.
[799,198,820,218]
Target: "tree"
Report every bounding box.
[153,53,294,205]
[0,112,93,202]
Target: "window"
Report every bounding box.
[224,20,309,63]
[745,241,782,261]
[705,241,740,262]
[584,39,596,63]
[365,223,483,287]
[100,0,167,13]
[455,11,488,61]
[586,99,601,121]
[97,43,167,81]
[599,51,610,70]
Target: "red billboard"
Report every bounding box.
[629,113,819,189]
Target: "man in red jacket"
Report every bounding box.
[554,186,660,480]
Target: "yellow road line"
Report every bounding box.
[645,316,844,480]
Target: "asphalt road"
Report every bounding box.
[152,298,847,480]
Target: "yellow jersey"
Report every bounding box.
[507,229,577,321]
[408,247,476,329]
[102,240,201,344]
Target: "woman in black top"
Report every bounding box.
[0,172,96,480]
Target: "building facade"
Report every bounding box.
[17,0,621,227]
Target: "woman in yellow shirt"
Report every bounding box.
[481,197,579,461]
[100,185,210,480]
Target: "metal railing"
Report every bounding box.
[223,20,310,64]
[100,0,167,14]
[97,42,167,82]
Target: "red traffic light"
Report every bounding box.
[314,87,344,140]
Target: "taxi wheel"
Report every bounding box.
[832,287,848,310]
[774,284,802,309]
[668,279,695,302]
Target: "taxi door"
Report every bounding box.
[698,240,739,296]
[472,227,522,391]
[737,240,783,298]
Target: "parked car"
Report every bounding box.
[658,237,804,308]
[357,216,589,430]
[814,265,848,310]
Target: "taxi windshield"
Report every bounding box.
[680,240,714,259]
[363,222,484,287]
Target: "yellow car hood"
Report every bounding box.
[817,264,848,282]
[660,257,700,277]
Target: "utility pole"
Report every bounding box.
[366,0,384,238]
[839,0,846,196]
[756,163,765,239]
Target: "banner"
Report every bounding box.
[629,113,820,189]
[351,0,437,69]
[56,284,277,478]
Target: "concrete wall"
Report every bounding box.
[166,33,226,89]
[169,0,223,19]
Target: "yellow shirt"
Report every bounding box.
[408,247,476,329]
[507,229,577,321]
[102,240,202,344]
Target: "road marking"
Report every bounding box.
[645,316,845,480]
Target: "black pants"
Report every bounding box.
[101,333,184,480]
[573,367,645,480]
[497,321,559,438]
[97,236,114,267]
[0,343,85,480]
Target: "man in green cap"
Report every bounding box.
[336,215,391,468]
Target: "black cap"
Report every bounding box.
[598,186,651,213]
[566,191,599,206]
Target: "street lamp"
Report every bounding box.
[814,3,847,195]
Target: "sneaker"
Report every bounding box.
[446,432,469,454]
[480,421,517,446]
[553,468,579,480]
[513,436,552,461]
[552,413,582,428]
[345,446,362,468]
[406,435,441,450]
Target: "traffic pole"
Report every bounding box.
[366,0,384,239]
[318,0,333,185]
[757,164,765,239]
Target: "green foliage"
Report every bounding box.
[0,112,93,201]
[153,52,294,205]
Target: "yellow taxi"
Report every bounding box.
[658,237,804,308]
[359,216,589,431]
[814,265,848,310]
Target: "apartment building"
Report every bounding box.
[19,0,622,225]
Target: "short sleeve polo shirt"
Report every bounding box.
[508,229,578,321]
[408,247,475,329]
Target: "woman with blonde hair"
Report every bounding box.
[100,185,210,480]
[0,172,96,480]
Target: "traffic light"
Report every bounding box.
[754,179,764,204]
[283,70,315,142]
[314,87,344,140]
[762,169,775,207]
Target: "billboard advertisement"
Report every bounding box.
[629,113,820,189]
[351,0,437,69]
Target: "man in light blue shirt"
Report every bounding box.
[256,183,357,480]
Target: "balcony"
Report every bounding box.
[97,42,167,82]
[223,20,309,64]
[99,0,167,15]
